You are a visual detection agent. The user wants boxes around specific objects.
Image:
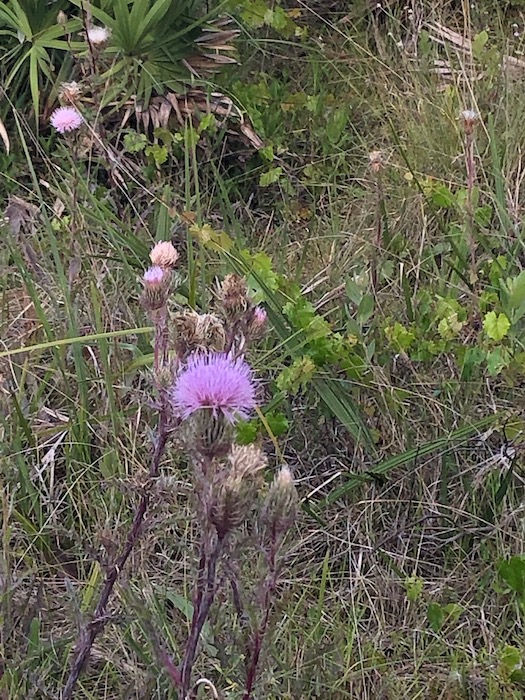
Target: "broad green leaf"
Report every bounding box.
[259,166,282,187]
[427,602,444,632]
[483,311,510,341]
[499,556,525,596]
[500,645,522,673]
[486,347,511,376]
[404,575,423,602]
[472,30,489,59]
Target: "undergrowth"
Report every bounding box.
[2,0,525,698]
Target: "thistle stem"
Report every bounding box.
[465,130,477,272]
[180,534,225,698]
[62,383,170,699]
[243,535,279,700]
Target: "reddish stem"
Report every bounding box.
[62,417,169,699]
[179,534,225,698]
[243,536,279,700]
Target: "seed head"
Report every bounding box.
[460,109,479,135]
[58,82,82,105]
[174,312,226,354]
[87,25,111,45]
[228,444,268,480]
[368,150,384,174]
[150,241,179,269]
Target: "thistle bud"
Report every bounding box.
[261,466,297,538]
[210,445,267,537]
[150,241,179,269]
[141,265,170,311]
[460,109,479,136]
[247,306,268,338]
[219,274,250,321]
[209,478,245,538]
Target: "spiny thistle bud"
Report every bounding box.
[228,444,268,480]
[247,306,268,338]
[261,466,297,538]
[460,109,479,136]
[191,411,232,458]
[219,274,250,321]
[368,150,384,174]
[150,241,179,269]
[141,265,170,311]
[210,445,267,537]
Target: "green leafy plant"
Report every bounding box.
[72,0,239,109]
[0,0,83,119]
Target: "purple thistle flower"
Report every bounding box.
[50,106,83,134]
[143,265,166,287]
[172,352,256,424]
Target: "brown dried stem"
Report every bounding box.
[242,532,280,700]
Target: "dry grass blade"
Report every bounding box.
[426,20,525,80]
[0,115,9,153]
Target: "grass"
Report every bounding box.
[3,0,525,698]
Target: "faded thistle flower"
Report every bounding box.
[210,445,267,537]
[150,241,179,269]
[50,106,83,134]
[368,150,384,174]
[261,466,297,537]
[219,273,250,321]
[174,312,226,354]
[59,82,82,105]
[141,265,170,310]
[172,352,256,424]
[87,25,111,45]
[460,109,479,135]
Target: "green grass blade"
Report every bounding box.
[317,413,500,509]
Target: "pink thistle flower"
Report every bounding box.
[253,306,267,327]
[247,305,267,337]
[142,265,169,310]
[172,352,256,424]
[50,106,83,134]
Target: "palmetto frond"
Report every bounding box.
[121,89,264,150]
